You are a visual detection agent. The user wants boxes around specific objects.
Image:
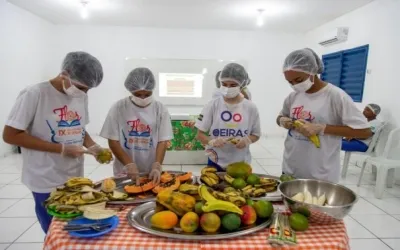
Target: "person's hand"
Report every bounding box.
[149,162,162,185]
[236,136,252,149]
[295,119,326,137]
[279,117,293,130]
[124,163,140,185]
[208,138,226,148]
[87,144,113,164]
[61,144,85,158]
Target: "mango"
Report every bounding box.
[226,162,252,179]
[200,212,221,233]
[180,212,199,233]
[240,205,257,225]
[150,211,178,230]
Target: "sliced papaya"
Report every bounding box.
[175,172,192,182]
[152,178,180,194]
[124,177,155,194]
[160,172,174,183]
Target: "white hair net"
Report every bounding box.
[124,68,155,92]
[215,71,221,88]
[367,104,381,115]
[61,52,103,88]
[219,63,248,86]
[283,48,324,75]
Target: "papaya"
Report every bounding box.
[152,178,180,194]
[175,172,192,182]
[124,177,155,194]
[151,211,178,230]
[156,190,196,216]
[226,162,252,179]
[160,172,174,183]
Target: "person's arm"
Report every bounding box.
[3,126,62,153]
[197,130,210,145]
[155,141,168,164]
[277,94,293,128]
[195,102,213,145]
[108,139,133,166]
[155,106,174,164]
[249,105,261,143]
[83,131,96,148]
[324,125,372,139]
[249,134,259,143]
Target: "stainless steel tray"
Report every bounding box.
[94,172,197,205]
[199,173,282,202]
[127,201,271,240]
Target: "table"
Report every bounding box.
[44,205,350,250]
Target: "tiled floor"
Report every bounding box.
[0,137,399,249]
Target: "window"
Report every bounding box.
[159,73,203,98]
[321,45,369,102]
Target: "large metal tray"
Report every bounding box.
[199,173,282,202]
[94,172,197,205]
[127,201,272,240]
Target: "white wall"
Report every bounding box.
[52,25,302,136]
[0,0,55,156]
[305,0,399,129]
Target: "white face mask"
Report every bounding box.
[131,95,153,107]
[62,79,87,98]
[291,76,314,93]
[220,86,241,98]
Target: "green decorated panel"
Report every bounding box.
[167,117,205,151]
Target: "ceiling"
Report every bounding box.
[8,0,375,32]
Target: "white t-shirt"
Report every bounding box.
[195,97,261,168]
[281,84,369,183]
[100,98,173,176]
[6,82,89,193]
[360,119,384,145]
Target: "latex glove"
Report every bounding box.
[208,138,226,148]
[279,117,293,130]
[295,119,326,137]
[61,144,85,158]
[236,136,252,149]
[124,163,140,185]
[149,162,162,185]
[87,144,113,164]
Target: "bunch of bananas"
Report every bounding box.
[223,174,234,184]
[242,185,268,197]
[211,190,246,207]
[200,167,220,187]
[198,185,243,215]
[65,177,94,189]
[178,183,199,195]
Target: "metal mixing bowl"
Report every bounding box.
[278,179,358,224]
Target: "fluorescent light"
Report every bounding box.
[257,9,264,27]
[202,68,208,74]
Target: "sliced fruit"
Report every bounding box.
[160,172,174,183]
[175,172,193,182]
[124,177,156,194]
[152,178,180,194]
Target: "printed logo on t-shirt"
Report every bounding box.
[122,119,153,151]
[46,105,84,144]
[212,110,248,137]
[288,105,315,141]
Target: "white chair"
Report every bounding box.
[357,128,400,199]
[341,123,385,178]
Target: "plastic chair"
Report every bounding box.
[341,123,385,178]
[357,128,400,199]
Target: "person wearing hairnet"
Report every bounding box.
[196,63,261,171]
[212,71,252,100]
[342,104,383,152]
[100,68,173,185]
[277,48,372,183]
[3,52,110,233]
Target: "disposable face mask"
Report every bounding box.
[131,95,153,107]
[62,79,87,98]
[220,86,240,98]
[291,76,314,93]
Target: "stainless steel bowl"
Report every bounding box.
[278,179,358,224]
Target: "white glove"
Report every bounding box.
[149,162,162,185]
[124,163,140,185]
[279,117,293,130]
[208,138,226,148]
[87,144,113,164]
[236,136,252,149]
[295,119,326,137]
[61,144,85,158]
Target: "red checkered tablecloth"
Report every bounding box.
[44,206,350,250]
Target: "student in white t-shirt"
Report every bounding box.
[212,71,252,101]
[3,52,110,233]
[342,104,384,152]
[277,48,372,183]
[196,63,261,171]
[100,68,173,185]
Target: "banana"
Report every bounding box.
[205,172,220,182]
[228,196,246,207]
[65,177,93,187]
[202,200,243,215]
[198,185,217,202]
[201,167,217,175]
[259,178,277,186]
[212,191,229,200]
[179,183,199,195]
[223,187,236,194]
[252,188,267,197]
[242,185,253,192]
[224,174,234,184]
[201,176,217,187]
[225,192,239,197]
[293,120,321,148]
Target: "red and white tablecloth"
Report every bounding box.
[44,204,349,250]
